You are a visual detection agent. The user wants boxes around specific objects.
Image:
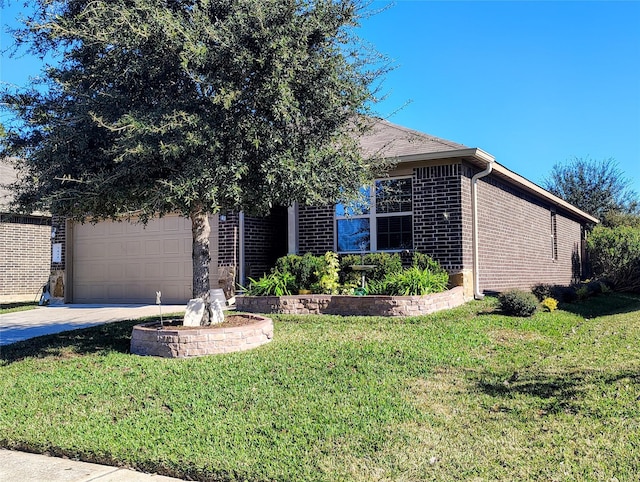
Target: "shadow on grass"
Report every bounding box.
[0,317,162,365]
[558,292,640,318]
[474,368,640,415]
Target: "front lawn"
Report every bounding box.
[0,301,38,315]
[1,294,639,481]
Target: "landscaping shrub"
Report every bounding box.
[275,253,321,291]
[261,251,449,296]
[498,290,539,317]
[587,224,640,292]
[550,285,578,303]
[313,252,340,294]
[531,283,553,302]
[411,251,447,275]
[369,265,449,296]
[246,270,295,296]
[339,252,402,285]
[541,297,558,312]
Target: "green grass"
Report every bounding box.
[0,301,38,314]
[1,294,639,481]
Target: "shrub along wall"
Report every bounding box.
[237,286,466,317]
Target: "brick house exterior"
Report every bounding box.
[203,119,597,299]
[1,160,52,302]
[44,119,598,303]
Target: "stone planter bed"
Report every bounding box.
[130,314,273,358]
[236,286,466,317]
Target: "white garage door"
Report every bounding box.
[72,214,218,304]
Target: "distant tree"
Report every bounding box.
[543,157,639,222]
[1,0,389,324]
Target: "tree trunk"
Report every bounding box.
[190,205,211,326]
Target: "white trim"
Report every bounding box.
[287,204,298,254]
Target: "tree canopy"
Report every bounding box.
[543,156,639,222]
[2,0,387,222]
[1,0,389,320]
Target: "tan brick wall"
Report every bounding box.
[0,216,51,299]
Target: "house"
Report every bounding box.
[0,159,52,302]
[46,119,598,304]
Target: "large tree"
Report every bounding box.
[543,156,639,222]
[2,0,387,323]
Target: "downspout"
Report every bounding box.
[471,160,493,300]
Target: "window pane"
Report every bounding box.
[337,218,370,252]
[377,215,413,250]
[335,186,371,217]
[376,178,412,213]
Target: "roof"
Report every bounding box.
[0,158,19,212]
[359,118,599,225]
[0,158,50,217]
[359,118,468,159]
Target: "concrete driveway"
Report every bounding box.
[0,304,186,346]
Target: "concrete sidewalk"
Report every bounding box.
[0,449,185,482]
[0,304,186,346]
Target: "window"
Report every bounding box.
[551,210,558,260]
[335,178,413,252]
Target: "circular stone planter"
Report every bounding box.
[130,314,273,358]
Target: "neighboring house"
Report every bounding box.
[0,159,52,302]
[48,119,598,304]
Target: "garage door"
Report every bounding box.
[71,214,218,304]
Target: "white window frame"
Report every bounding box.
[335,176,413,253]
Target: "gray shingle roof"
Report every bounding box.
[359,118,468,159]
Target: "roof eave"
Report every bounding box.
[393,148,599,225]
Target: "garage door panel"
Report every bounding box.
[76,223,105,238]
[107,222,124,235]
[108,264,124,281]
[75,263,106,282]
[73,214,219,304]
[163,239,180,255]
[163,216,180,231]
[107,284,124,299]
[108,242,125,257]
[145,240,161,256]
[163,262,182,278]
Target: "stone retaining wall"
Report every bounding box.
[236,286,466,317]
[130,315,273,358]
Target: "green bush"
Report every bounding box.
[498,290,539,317]
[246,271,295,296]
[587,224,640,292]
[369,266,448,296]
[275,253,321,291]
[532,284,553,302]
[411,252,445,274]
[314,252,340,294]
[339,252,402,285]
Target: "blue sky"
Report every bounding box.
[359,0,640,196]
[2,0,639,196]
